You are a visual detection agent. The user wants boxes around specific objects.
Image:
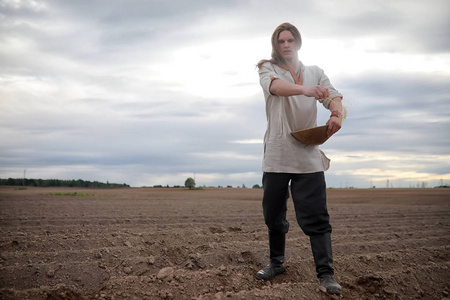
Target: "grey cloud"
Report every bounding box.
[325,70,449,158]
[305,0,450,54]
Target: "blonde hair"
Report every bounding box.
[257,22,302,69]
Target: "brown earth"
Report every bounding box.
[0,186,449,300]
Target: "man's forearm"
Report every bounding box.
[270,78,330,99]
[269,78,304,97]
[329,97,343,114]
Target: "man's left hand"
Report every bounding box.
[326,117,341,137]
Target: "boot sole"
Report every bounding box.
[319,285,342,294]
[255,268,285,280]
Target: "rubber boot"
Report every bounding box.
[256,231,286,280]
[310,233,342,294]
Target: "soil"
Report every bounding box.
[0,186,449,300]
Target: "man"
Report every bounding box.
[255,22,343,295]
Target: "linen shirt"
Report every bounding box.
[259,61,343,173]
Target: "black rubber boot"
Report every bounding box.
[310,233,342,294]
[256,231,286,280]
[319,274,342,294]
[255,261,285,280]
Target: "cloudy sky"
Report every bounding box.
[1,0,449,188]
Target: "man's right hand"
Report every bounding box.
[300,85,330,100]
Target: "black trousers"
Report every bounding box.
[262,172,332,236]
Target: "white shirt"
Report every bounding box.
[259,61,343,173]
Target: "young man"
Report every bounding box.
[256,22,343,295]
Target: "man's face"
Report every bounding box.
[277,30,298,62]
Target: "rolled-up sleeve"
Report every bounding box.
[259,63,279,95]
[315,66,343,109]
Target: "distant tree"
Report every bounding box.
[252,184,261,189]
[185,177,196,190]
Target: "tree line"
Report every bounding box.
[0,178,130,188]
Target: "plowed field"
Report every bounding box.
[0,187,449,299]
